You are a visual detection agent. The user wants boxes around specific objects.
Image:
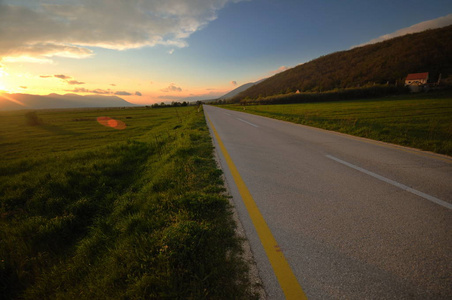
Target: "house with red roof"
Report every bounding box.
[405,72,429,85]
[405,72,429,92]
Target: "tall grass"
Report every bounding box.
[0,107,257,299]
[221,92,452,156]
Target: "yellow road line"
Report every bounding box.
[206,115,308,300]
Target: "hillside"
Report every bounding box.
[0,93,136,110]
[233,25,452,101]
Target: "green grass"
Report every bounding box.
[221,92,452,156]
[0,107,257,299]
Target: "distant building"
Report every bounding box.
[405,72,429,92]
[405,72,429,85]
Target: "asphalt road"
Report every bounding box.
[204,105,452,299]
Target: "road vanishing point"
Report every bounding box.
[204,105,452,299]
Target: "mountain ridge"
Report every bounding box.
[0,93,136,110]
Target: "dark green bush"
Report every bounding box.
[24,111,42,126]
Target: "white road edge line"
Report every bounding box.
[224,112,232,116]
[326,154,452,210]
[236,117,259,128]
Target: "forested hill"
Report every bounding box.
[233,25,452,101]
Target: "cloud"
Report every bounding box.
[115,91,132,96]
[161,83,182,92]
[69,87,110,94]
[70,88,89,93]
[355,14,452,48]
[0,0,247,63]
[48,74,85,85]
[135,91,142,96]
[168,49,175,55]
[67,80,85,85]
[110,84,116,86]
[92,89,111,94]
[67,88,111,95]
[20,86,27,89]
[231,81,237,86]
[1,43,93,63]
[3,56,53,64]
[270,66,289,75]
[54,74,71,80]
[68,87,134,96]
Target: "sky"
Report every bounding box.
[0,0,451,105]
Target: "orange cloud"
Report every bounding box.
[161,83,182,92]
[67,80,85,85]
[54,74,71,80]
[270,66,290,75]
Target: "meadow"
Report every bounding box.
[222,92,452,156]
[0,106,257,299]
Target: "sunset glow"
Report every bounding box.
[1,1,451,106]
[0,70,8,92]
[0,93,26,107]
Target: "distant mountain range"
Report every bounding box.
[177,94,219,103]
[173,82,263,103]
[218,83,256,99]
[0,93,136,110]
[232,24,452,101]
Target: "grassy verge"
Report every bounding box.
[220,92,452,156]
[0,106,257,299]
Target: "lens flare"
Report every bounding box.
[97,116,126,130]
[107,119,118,127]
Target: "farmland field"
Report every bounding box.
[0,106,257,299]
[221,92,452,156]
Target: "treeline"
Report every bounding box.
[148,101,190,108]
[148,101,205,108]
[238,85,407,105]
[232,25,452,102]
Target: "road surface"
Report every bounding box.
[204,105,452,299]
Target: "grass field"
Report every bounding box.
[221,92,452,156]
[0,106,257,299]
